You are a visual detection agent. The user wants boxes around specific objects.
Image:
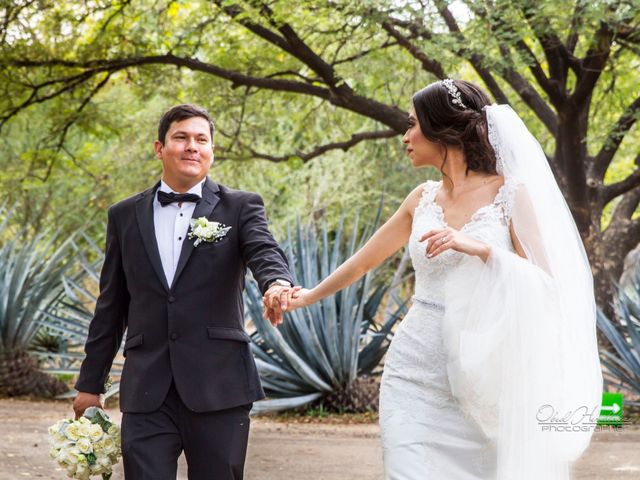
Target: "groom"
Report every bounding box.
[73,104,295,479]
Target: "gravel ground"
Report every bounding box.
[1,398,638,479]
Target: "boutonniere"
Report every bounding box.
[188,217,232,246]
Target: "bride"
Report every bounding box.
[273,79,602,479]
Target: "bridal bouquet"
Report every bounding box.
[48,407,121,479]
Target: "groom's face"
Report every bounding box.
[154,116,214,187]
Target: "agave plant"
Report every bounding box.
[36,233,123,398]
[43,207,408,409]
[597,262,640,406]
[247,209,409,414]
[0,208,74,397]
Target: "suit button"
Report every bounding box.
[168,296,175,303]
[170,333,178,340]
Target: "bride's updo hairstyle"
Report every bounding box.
[412,79,497,176]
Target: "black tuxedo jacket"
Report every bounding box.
[75,177,293,413]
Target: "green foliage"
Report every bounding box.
[36,234,123,398]
[246,207,408,413]
[597,262,640,405]
[2,0,640,313]
[0,207,75,353]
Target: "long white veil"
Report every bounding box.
[442,104,603,479]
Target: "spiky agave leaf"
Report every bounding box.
[37,233,123,398]
[248,205,408,413]
[0,207,77,396]
[597,260,640,406]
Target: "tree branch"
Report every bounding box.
[6,53,408,134]
[215,1,351,95]
[427,2,558,134]
[572,20,614,105]
[332,39,399,66]
[566,1,585,54]
[217,129,398,163]
[384,2,558,133]
[422,3,510,105]
[591,94,640,180]
[381,20,446,79]
[482,3,566,106]
[0,69,100,128]
[519,3,573,83]
[610,183,640,221]
[602,156,640,205]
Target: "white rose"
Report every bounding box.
[54,439,69,450]
[93,440,105,454]
[77,422,91,438]
[65,448,79,464]
[64,423,80,441]
[76,437,93,454]
[56,448,68,463]
[50,419,66,434]
[193,224,206,236]
[89,423,104,442]
[66,464,76,476]
[100,436,114,451]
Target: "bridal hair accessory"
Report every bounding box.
[441,79,467,109]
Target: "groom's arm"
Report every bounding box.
[238,192,293,294]
[75,207,129,395]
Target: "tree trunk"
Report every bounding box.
[553,102,627,320]
[584,229,620,320]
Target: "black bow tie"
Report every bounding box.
[157,190,201,207]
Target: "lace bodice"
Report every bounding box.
[409,178,519,304]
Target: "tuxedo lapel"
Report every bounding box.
[171,177,221,290]
[135,182,170,292]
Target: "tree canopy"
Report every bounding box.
[1,0,640,308]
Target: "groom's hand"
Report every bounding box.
[73,392,103,419]
[262,285,300,326]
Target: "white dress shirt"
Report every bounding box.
[153,178,205,287]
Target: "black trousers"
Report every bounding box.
[121,381,252,480]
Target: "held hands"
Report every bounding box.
[420,226,491,262]
[287,288,311,310]
[262,285,312,326]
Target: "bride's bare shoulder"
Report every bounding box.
[403,181,437,215]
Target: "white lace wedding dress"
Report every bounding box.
[379,178,519,479]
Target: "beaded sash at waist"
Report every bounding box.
[411,295,445,312]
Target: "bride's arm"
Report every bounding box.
[292,185,424,308]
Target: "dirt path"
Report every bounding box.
[1,398,638,479]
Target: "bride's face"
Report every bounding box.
[403,107,444,168]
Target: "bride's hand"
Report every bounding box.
[286,288,312,310]
[420,227,491,262]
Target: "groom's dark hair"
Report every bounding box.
[158,104,215,144]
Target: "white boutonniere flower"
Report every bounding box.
[188,217,232,247]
